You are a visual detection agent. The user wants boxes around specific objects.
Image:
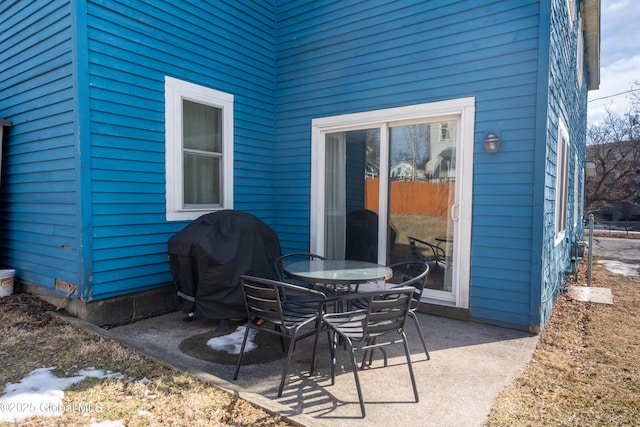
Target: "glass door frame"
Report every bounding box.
[310,98,474,309]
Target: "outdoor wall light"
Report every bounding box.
[483,131,501,153]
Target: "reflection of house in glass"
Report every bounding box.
[425,121,456,181]
[365,161,379,178]
[390,160,426,181]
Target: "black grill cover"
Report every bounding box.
[168,210,281,320]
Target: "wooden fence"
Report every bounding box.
[365,178,453,216]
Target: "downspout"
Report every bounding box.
[529,0,553,333]
[71,0,93,301]
[0,119,11,190]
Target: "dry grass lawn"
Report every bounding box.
[0,254,638,426]
[0,295,292,426]
[488,257,640,426]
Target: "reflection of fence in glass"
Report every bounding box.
[365,178,453,216]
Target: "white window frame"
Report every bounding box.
[566,0,576,25]
[576,17,584,88]
[555,120,570,244]
[165,76,234,221]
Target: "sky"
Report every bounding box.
[587,0,640,126]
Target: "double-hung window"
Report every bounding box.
[555,120,570,242]
[165,77,234,221]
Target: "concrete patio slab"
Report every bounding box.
[86,310,538,427]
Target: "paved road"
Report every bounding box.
[590,236,640,263]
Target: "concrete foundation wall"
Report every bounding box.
[18,282,177,327]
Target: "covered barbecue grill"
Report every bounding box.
[168,210,281,321]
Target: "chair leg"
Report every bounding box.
[381,348,388,366]
[363,337,387,367]
[276,325,287,353]
[360,350,370,369]
[233,324,252,380]
[277,329,299,397]
[361,337,386,368]
[310,319,323,375]
[360,338,374,369]
[409,312,430,360]
[401,332,419,402]
[329,330,337,386]
[348,347,366,417]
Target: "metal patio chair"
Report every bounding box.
[387,261,431,360]
[407,235,447,273]
[351,261,430,360]
[233,275,327,397]
[274,252,326,287]
[322,286,419,417]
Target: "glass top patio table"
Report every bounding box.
[284,259,393,286]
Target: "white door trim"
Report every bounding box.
[311,97,474,309]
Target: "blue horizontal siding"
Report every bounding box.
[84,0,277,298]
[2,0,587,332]
[535,0,588,330]
[472,284,530,302]
[470,305,530,330]
[86,6,276,94]
[474,159,535,174]
[275,0,542,327]
[0,0,80,290]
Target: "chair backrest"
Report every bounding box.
[407,236,445,263]
[274,252,326,281]
[389,261,429,310]
[323,286,414,342]
[363,286,415,338]
[240,276,287,327]
[239,275,326,327]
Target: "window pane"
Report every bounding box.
[389,122,455,292]
[165,76,233,220]
[183,100,222,152]
[183,153,220,205]
[555,123,570,237]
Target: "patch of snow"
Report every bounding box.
[207,326,257,354]
[0,367,122,423]
[598,260,640,277]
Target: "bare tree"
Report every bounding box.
[402,124,429,181]
[585,83,640,215]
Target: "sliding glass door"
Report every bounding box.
[388,122,456,293]
[311,99,474,308]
